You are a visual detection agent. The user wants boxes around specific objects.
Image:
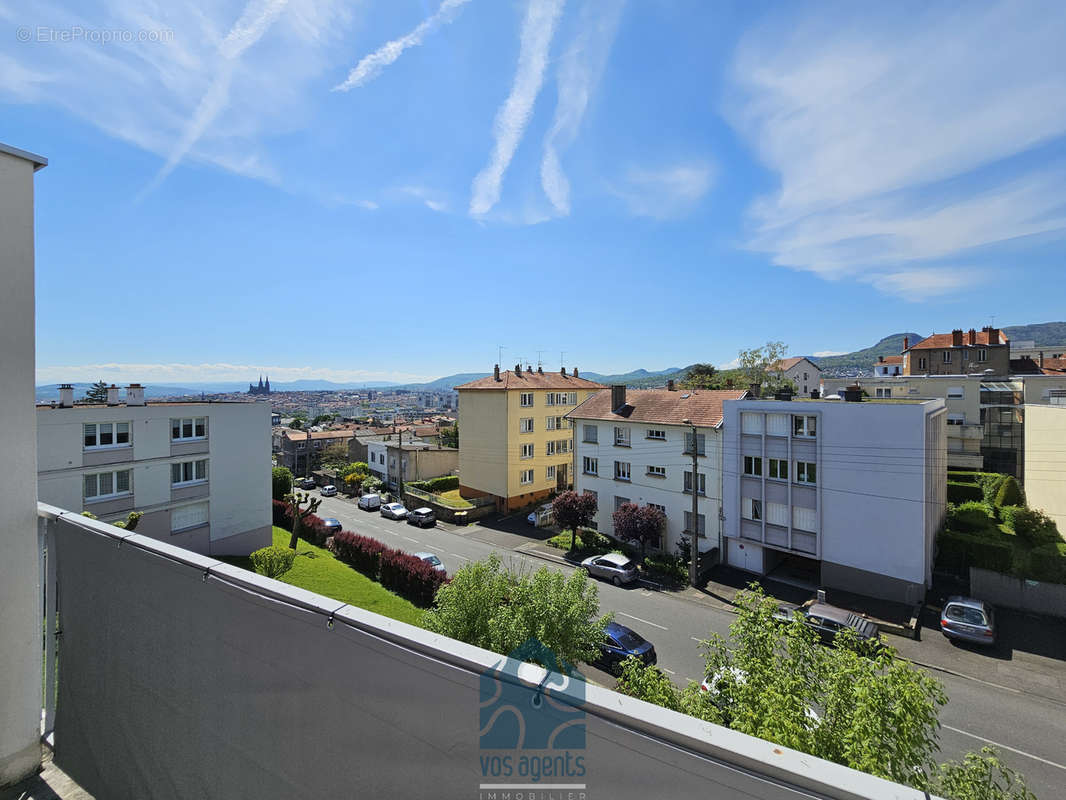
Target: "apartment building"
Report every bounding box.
[456,365,604,511]
[277,429,354,476]
[1023,404,1066,534]
[770,357,822,396]
[37,385,271,556]
[902,327,1009,376]
[723,396,947,604]
[570,385,747,560]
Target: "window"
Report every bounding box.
[742,497,762,521]
[766,414,789,436]
[647,465,666,478]
[520,392,534,407]
[947,414,965,426]
[568,392,578,405]
[171,459,208,486]
[83,422,131,449]
[947,387,964,398]
[875,388,892,398]
[683,470,706,495]
[582,456,598,475]
[614,461,631,481]
[171,417,207,441]
[546,393,555,407]
[614,426,630,446]
[614,495,630,512]
[792,415,817,437]
[767,502,788,527]
[803,372,809,381]
[743,456,763,477]
[171,502,209,532]
[520,417,534,434]
[83,468,132,501]
[521,443,534,459]
[978,349,987,362]
[768,458,788,480]
[741,413,764,434]
[546,441,556,456]
[546,416,556,431]
[795,461,817,485]
[546,465,556,480]
[646,429,666,440]
[792,505,817,532]
[683,511,706,537]
[520,469,534,485]
[918,357,927,371]
[942,351,952,363]
[683,432,706,456]
[582,424,598,444]
[546,416,566,431]
[559,439,571,454]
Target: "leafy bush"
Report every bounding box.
[949,501,994,533]
[994,476,1024,508]
[424,475,460,493]
[272,467,293,501]
[947,481,983,503]
[947,470,979,484]
[975,473,1006,505]
[1000,506,1060,544]
[1024,542,1066,584]
[250,545,296,579]
[272,499,293,529]
[330,531,446,607]
[642,552,688,583]
[937,530,1013,573]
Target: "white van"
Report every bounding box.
[358,493,381,511]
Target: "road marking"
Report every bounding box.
[618,612,668,631]
[691,636,702,642]
[449,553,469,560]
[662,667,676,675]
[942,725,1066,772]
[401,535,418,543]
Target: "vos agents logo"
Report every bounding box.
[478,638,588,799]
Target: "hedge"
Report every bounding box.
[269,499,333,547]
[332,530,447,607]
[424,475,460,493]
[947,481,983,503]
[1025,542,1066,583]
[947,470,979,484]
[1000,505,1060,544]
[937,530,1013,573]
[976,473,1007,505]
[994,475,1024,508]
[948,501,994,533]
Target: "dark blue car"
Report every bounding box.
[594,621,657,675]
[321,518,342,536]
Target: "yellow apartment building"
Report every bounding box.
[456,365,605,511]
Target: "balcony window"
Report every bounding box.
[743,455,762,477]
[582,456,598,475]
[171,417,207,441]
[172,459,208,486]
[84,421,130,449]
[795,461,817,485]
[614,461,631,481]
[84,468,132,501]
[582,424,598,444]
[614,426,630,447]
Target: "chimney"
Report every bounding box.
[561,367,567,376]
[494,364,501,381]
[1040,351,1045,368]
[951,329,963,347]
[537,366,543,374]
[878,355,884,363]
[526,365,533,373]
[903,336,909,351]
[573,368,579,377]
[968,328,977,346]
[611,384,627,412]
[58,384,74,408]
[106,384,120,406]
[127,383,145,406]
[748,383,761,398]
[988,327,1000,344]
[667,379,676,391]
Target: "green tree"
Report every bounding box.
[319,441,350,471]
[312,414,336,427]
[681,363,720,390]
[289,418,304,430]
[283,490,322,551]
[551,490,599,551]
[737,341,793,393]
[272,466,293,501]
[440,424,459,448]
[931,747,1037,800]
[424,553,610,671]
[83,380,109,403]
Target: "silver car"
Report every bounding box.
[580,553,638,586]
[413,552,446,573]
[380,502,408,520]
[940,596,996,646]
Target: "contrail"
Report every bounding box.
[470,0,566,216]
[334,0,473,92]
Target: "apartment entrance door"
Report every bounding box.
[556,463,568,490]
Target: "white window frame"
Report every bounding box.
[742,497,762,522]
[614,495,630,512]
[768,458,788,480]
[614,426,630,447]
[683,511,706,537]
[647,465,666,478]
[583,456,598,475]
[614,461,631,481]
[520,442,534,459]
[545,441,556,456]
[519,417,534,434]
[684,432,706,456]
[83,421,131,450]
[795,461,817,485]
[520,392,534,408]
[567,392,577,405]
[918,356,928,370]
[646,428,666,440]
[792,415,817,438]
[171,416,207,441]
[947,414,965,426]
[942,351,952,363]
[875,388,892,398]
[172,458,208,487]
[519,469,534,485]
[83,468,132,502]
[582,424,598,444]
[546,465,556,480]
[978,348,987,362]
[743,455,763,477]
[546,393,556,407]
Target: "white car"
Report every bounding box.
[320,485,337,497]
[380,502,408,520]
[580,552,639,586]
[358,493,381,511]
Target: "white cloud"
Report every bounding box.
[333,0,472,92]
[35,362,430,385]
[729,3,1066,293]
[716,357,740,370]
[540,0,624,215]
[812,350,847,358]
[470,0,567,216]
[397,184,450,212]
[609,161,714,219]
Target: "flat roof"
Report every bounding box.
[0,142,48,170]
[37,400,254,408]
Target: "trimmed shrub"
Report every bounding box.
[332,531,387,579]
[948,501,994,533]
[272,467,293,501]
[994,475,1024,508]
[976,473,1007,505]
[1001,506,1060,544]
[424,475,460,493]
[250,545,296,579]
[407,480,430,491]
[937,530,1013,573]
[273,499,293,530]
[1025,542,1066,584]
[947,481,983,503]
[331,530,446,606]
[947,470,979,484]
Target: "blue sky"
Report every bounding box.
[5,0,1066,384]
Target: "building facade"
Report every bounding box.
[570,386,747,560]
[902,327,1009,376]
[1023,404,1066,535]
[456,365,604,511]
[37,388,272,556]
[278,429,354,476]
[770,357,822,396]
[722,397,947,604]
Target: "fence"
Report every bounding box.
[970,567,1066,618]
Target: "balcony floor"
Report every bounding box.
[0,748,93,800]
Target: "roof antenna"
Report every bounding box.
[536,350,545,370]
[560,351,567,369]
[497,344,506,366]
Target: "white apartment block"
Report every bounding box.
[569,386,747,558]
[37,385,271,556]
[723,396,947,604]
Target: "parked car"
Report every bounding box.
[380,502,409,520]
[594,621,656,675]
[800,603,881,651]
[321,518,342,536]
[298,478,316,490]
[407,507,436,528]
[940,596,996,646]
[413,552,446,573]
[358,493,381,511]
[580,552,639,586]
[320,485,337,497]
[527,503,553,526]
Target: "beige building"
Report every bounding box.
[456,365,604,511]
[1023,404,1066,534]
[902,327,1009,376]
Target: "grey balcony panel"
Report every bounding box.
[82,447,133,467]
[47,510,924,800]
[171,440,209,457]
[764,480,789,504]
[171,483,209,502]
[792,484,817,506]
[740,519,763,542]
[83,494,134,516]
[765,524,788,548]
[793,531,818,555]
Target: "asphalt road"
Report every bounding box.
[314,494,1066,798]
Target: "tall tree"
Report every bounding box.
[552,490,599,550]
[737,341,792,393]
[272,466,293,501]
[283,490,322,550]
[439,424,459,448]
[83,379,109,403]
[612,503,665,560]
[681,363,719,390]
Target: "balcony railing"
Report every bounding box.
[34,502,924,800]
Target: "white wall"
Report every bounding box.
[0,146,45,785]
[367,441,387,479]
[779,360,821,395]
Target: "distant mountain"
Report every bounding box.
[582,367,682,384]
[1002,321,1066,346]
[807,333,925,375]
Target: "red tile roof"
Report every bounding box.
[281,429,354,442]
[880,356,903,365]
[907,330,1007,351]
[455,369,605,390]
[567,388,748,428]
[771,357,816,371]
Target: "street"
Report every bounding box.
[314,493,1066,798]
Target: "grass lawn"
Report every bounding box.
[436,489,473,508]
[224,527,425,627]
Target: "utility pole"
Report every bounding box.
[685,420,699,587]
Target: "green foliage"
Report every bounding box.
[80,511,98,520]
[312,414,336,426]
[113,511,143,531]
[439,424,458,448]
[361,475,384,494]
[551,491,599,550]
[340,462,370,485]
[272,466,293,501]
[319,441,351,470]
[1023,542,1066,583]
[547,528,612,554]
[949,502,995,533]
[738,341,790,391]
[82,379,109,403]
[642,552,688,583]
[1000,506,1059,544]
[289,418,303,430]
[424,553,610,671]
[948,470,980,484]
[976,473,1008,505]
[424,475,460,493]
[994,476,1024,508]
[947,481,984,504]
[931,747,1037,800]
[250,545,296,579]
[937,530,1014,573]
[680,363,719,390]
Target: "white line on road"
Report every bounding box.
[449,553,469,560]
[401,535,418,543]
[691,636,702,642]
[618,612,668,631]
[662,668,676,675]
[942,725,1066,772]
